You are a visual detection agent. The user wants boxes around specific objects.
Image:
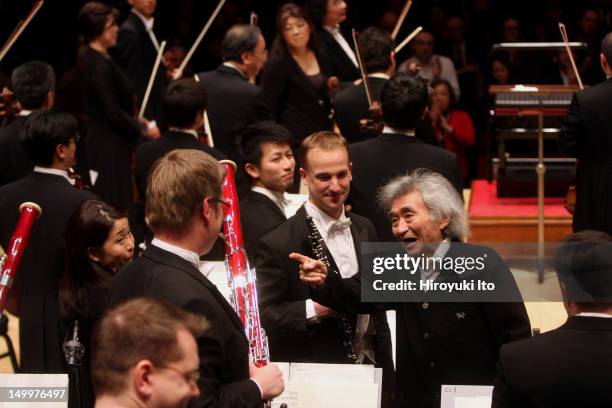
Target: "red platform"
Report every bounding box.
[468,180,572,243]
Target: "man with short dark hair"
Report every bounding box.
[135,78,224,199]
[109,149,284,408]
[492,230,612,407]
[113,0,166,122]
[0,111,95,372]
[349,72,462,242]
[0,61,55,186]
[560,32,612,235]
[93,298,207,408]
[197,24,271,159]
[237,121,296,258]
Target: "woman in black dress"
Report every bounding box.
[261,3,334,142]
[78,2,157,212]
[60,199,134,408]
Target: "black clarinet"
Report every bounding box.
[305,215,358,364]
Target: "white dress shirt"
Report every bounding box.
[251,186,290,217]
[131,9,160,51]
[150,238,213,277]
[33,166,74,185]
[323,25,358,68]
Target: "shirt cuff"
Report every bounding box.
[306,299,318,323]
[250,378,263,399]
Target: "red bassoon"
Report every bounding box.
[219,160,269,368]
[0,202,42,315]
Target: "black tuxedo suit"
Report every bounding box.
[197,66,271,159]
[559,77,612,235]
[134,130,225,198]
[254,207,394,374]
[240,191,287,261]
[108,244,262,408]
[349,133,463,242]
[334,77,438,145]
[261,51,333,142]
[493,316,612,407]
[310,243,531,408]
[113,12,167,121]
[0,116,33,186]
[315,27,360,82]
[0,172,95,372]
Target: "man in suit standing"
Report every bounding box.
[560,32,612,235]
[349,72,462,242]
[493,230,612,407]
[113,0,166,123]
[255,132,394,398]
[237,121,296,259]
[197,24,271,160]
[0,61,55,186]
[333,27,438,145]
[306,0,359,82]
[0,111,95,372]
[109,149,284,408]
[299,170,530,408]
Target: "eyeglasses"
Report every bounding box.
[211,197,230,210]
[157,365,201,385]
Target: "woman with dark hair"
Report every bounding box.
[78,2,158,212]
[430,79,475,180]
[60,199,134,408]
[261,3,333,143]
[489,51,515,85]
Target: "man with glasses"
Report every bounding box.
[93,298,206,408]
[109,149,284,408]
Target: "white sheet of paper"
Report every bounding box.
[440,385,493,408]
[273,381,378,408]
[455,396,492,408]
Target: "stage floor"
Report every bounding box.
[468,180,572,243]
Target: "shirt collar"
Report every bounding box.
[323,24,340,34]
[17,109,34,117]
[382,125,415,136]
[33,166,74,185]
[369,73,390,80]
[304,199,350,236]
[222,62,247,79]
[252,186,289,209]
[168,127,198,139]
[576,312,612,319]
[151,238,202,271]
[131,8,154,31]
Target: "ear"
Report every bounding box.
[201,197,213,227]
[55,143,68,161]
[244,163,260,180]
[240,50,252,66]
[348,161,353,181]
[299,167,307,185]
[133,360,155,398]
[45,91,55,109]
[193,111,204,129]
[600,52,609,72]
[87,247,102,263]
[438,216,450,232]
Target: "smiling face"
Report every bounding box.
[388,190,449,255]
[301,146,351,219]
[282,16,311,51]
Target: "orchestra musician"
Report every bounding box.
[0,61,55,186]
[109,149,284,408]
[0,111,95,373]
[113,0,167,123]
[79,2,158,213]
[560,31,612,236]
[197,24,271,161]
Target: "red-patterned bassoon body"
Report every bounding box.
[0,202,42,315]
[219,160,269,367]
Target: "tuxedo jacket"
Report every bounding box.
[493,316,612,408]
[559,77,612,235]
[134,130,225,198]
[349,133,463,242]
[333,77,438,145]
[315,27,360,82]
[260,50,333,142]
[240,191,287,262]
[113,12,167,121]
[310,243,531,408]
[198,65,271,160]
[0,116,33,186]
[254,206,394,371]
[108,244,263,408]
[0,173,95,372]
